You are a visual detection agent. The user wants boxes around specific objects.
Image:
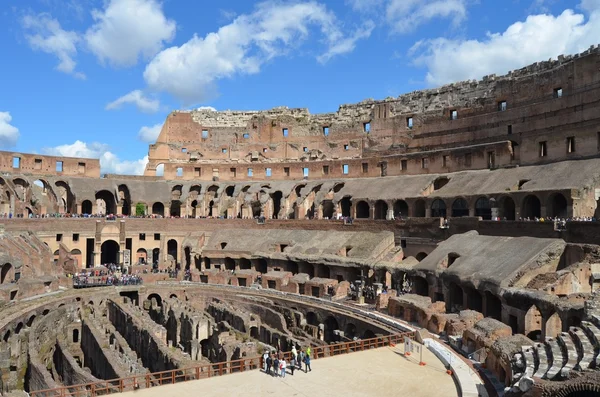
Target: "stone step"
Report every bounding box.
[544,337,564,380]
[590,314,600,329]
[580,321,600,367]
[569,326,594,370]
[533,343,550,378]
[521,345,536,378]
[557,332,578,377]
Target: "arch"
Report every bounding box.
[451,198,469,217]
[271,191,283,219]
[189,185,201,199]
[225,186,235,197]
[184,246,191,270]
[101,240,119,264]
[546,312,562,338]
[474,197,492,220]
[15,322,23,335]
[147,293,163,307]
[152,202,165,216]
[547,193,568,218]
[448,283,463,311]
[167,239,178,262]
[1,263,13,284]
[393,200,408,218]
[465,287,482,312]
[55,181,75,213]
[208,200,215,217]
[363,329,376,339]
[499,196,516,220]
[414,199,426,217]
[484,291,501,320]
[324,316,339,342]
[524,305,542,341]
[117,184,131,216]
[333,182,345,193]
[340,197,351,217]
[251,201,262,218]
[355,200,370,219]
[522,195,541,219]
[321,200,334,219]
[433,177,450,190]
[413,277,428,296]
[26,315,36,327]
[344,323,357,339]
[431,199,447,218]
[81,200,93,214]
[155,163,164,176]
[239,258,251,270]
[415,252,428,261]
[152,248,160,264]
[95,190,116,215]
[374,200,388,220]
[3,330,10,342]
[170,200,181,217]
[136,248,147,264]
[224,257,235,271]
[306,312,319,326]
[190,200,198,218]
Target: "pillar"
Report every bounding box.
[386,208,394,220]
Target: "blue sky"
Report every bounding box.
[0,0,598,175]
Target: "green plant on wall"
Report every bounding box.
[135,203,146,216]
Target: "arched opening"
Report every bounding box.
[451,198,469,217]
[431,199,446,218]
[499,196,516,220]
[100,240,119,264]
[484,291,501,320]
[322,200,334,219]
[170,201,181,217]
[525,305,542,341]
[3,330,10,342]
[95,190,116,215]
[363,329,376,340]
[81,200,93,215]
[393,200,408,218]
[324,316,339,342]
[414,200,426,217]
[184,246,191,270]
[345,323,357,339]
[190,200,198,218]
[152,202,165,216]
[355,201,370,219]
[147,293,163,307]
[522,195,541,219]
[239,258,251,270]
[340,197,351,217]
[251,201,262,217]
[306,312,319,326]
[136,248,147,264]
[415,252,428,261]
[413,277,428,296]
[256,258,267,274]
[225,186,235,197]
[55,181,75,213]
[465,287,483,312]
[475,197,492,220]
[433,177,450,190]
[167,239,178,262]
[271,191,282,219]
[547,193,568,218]
[1,263,13,284]
[546,312,562,338]
[73,329,79,343]
[152,248,160,264]
[448,283,463,311]
[118,185,131,216]
[374,200,388,220]
[224,257,236,271]
[208,200,215,217]
[27,315,36,327]
[567,315,581,328]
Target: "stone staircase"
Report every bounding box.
[511,317,600,386]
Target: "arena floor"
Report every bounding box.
[118,345,459,397]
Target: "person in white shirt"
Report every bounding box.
[280,359,287,378]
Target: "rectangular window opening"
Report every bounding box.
[421,158,428,169]
[56,161,63,172]
[202,129,209,138]
[344,144,349,150]
[442,155,449,168]
[303,147,308,152]
[181,148,187,153]
[508,125,512,135]
[222,148,227,153]
[406,117,413,129]
[361,163,368,173]
[401,160,407,171]
[363,122,371,133]
[498,101,507,111]
[265,168,272,177]
[247,168,253,177]
[154,233,160,241]
[230,168,236,178]
[554,87,563,98]
[176,167,183,177]
[450,110,458,120]
[487,151,496,168]
[263,147,268,153]
[78,162,86,174]
[56,234,62,242]
[284,167,290,177]
[322,165,329,175]
[567,136,575,153]
[243,133,250,139]
[34,158,42,170]
[282,128,289,137]
[302,167,309,178]
[195,167,201,177]
[73,233,79,242]
[342,164,349,175]
[539,141,547,157]
[12,157,20,169]
[323,126,329,136]
[139,233,146,241]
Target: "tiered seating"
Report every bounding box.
[544,337,564,379]
[558,331,579,377]
[580,320,600,367]
[569,326,594,369]
[533,343,550,378]
[521,346,536,378]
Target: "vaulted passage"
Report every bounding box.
[474,197,491,220]
[393,200,408,218]
[522,195,541,219]
[355,201,370,219]
[499,196,516,220]
[95,190,116,215]
[374,200,388,220]
[547,193,568,218]
[152,202,164,216]
[451,198,469,217]
[431,199,446,218]
[101,240,119,265]
[340,197,351,217]
[322,200,334,219]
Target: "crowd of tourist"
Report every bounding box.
[263,345,312,378]
[70,264,143,287]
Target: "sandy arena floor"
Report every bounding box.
[119,344,459,397]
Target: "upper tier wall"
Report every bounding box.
[0,151,100,178]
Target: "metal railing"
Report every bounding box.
[29,332,413,397]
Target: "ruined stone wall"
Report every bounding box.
[80,321,120,381]
[0,151,100,178]
[52,341,98,387]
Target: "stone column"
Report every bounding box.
[386,208,394,220]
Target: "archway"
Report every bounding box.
[239,258,251,270]
[100,240,119,264]
[271,191,282,219]
[81,200,93,214]
[152,202,164,216]
[136,248,147,264]
[190,200,198,218]
[499,196,516,220]
[152,248,160,264]
[170,200,181,217]
[393,200,408,218]
[546,312,562,338]
[475,197,492,220]
[413,277,428,296]
[363,329,376,339]
[465,287,482,312]
[340,197,351,217]
[1,263,13,284]
[524,305,542,341]
[324,316,339,342]
[251,201,262,218]
[374,200,388,220]
[547,193,568,218]
[414,200,426,217]
[522,195,541,219]
[344,323,357,339]
[167,239,178,262]
[322,200,334,219]
[431,199,446,218]
[118,185,131,216]
[147,293,163,307]
[484,291,501,320]
[224,257,235,271]
[306,312,319,326]
[415,252,428,261]
[184,246,191,270]
[448,283,463,311]
[55,181,75,213]
[355,201,370,219]
[451,198,469,217]
[95,190,116,215]
[208,200,215,217]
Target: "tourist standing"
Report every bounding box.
[304,353,311,372]
[263,351,269,373]
[289,355,295,375]
[265,353,272,375]
[280,358,287,378]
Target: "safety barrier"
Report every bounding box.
[29,332,414,397]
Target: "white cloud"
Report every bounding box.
[197,106,217,111]
[21,13,85,79]
[43,140,148,175]
[410,7,600,86]
[317,20,375,63]
[138,123,163,143]
[580,0,600,13]
[106,90,160,113]
[143,1,372,104]
[85,0,176,67]
[0,112,20,148]
[386,0,468,33]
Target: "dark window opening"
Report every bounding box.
[498,101,507,111]
[401,160,407,171]
[362,163,368,173]
[508,125,512,135]
[73,233,79,242]
[421,158,428,169]
[322,165,329,175]
[56,234,62,242]
[567,136,575,153]
[139,233,145,241]
[154,233,160,241]
[406,117,413,128]
[554,87,563,98]
[539,141,547,157]
[450,110,458,120]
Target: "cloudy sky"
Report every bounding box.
[0,0,598,175]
